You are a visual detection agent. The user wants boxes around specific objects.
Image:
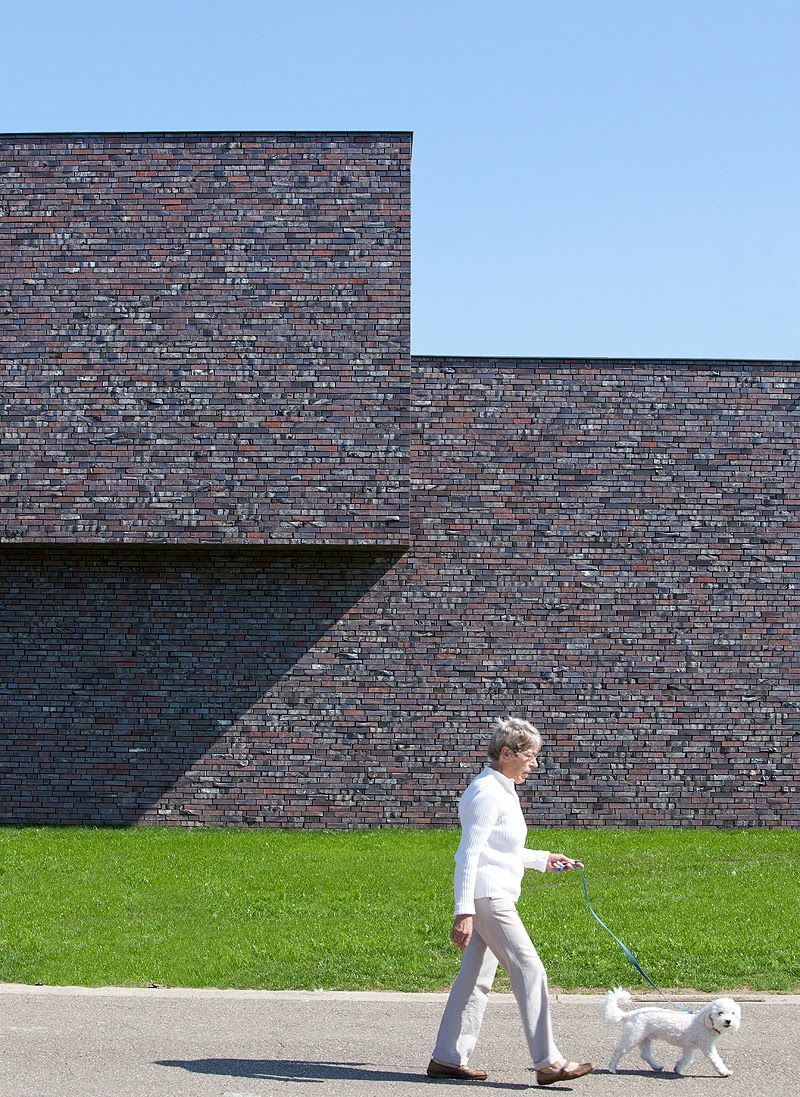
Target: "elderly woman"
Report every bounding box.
[427,717,595,1087]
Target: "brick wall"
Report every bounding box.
[1,358,797,827]
[0,544,406,825]
[0,132,410,544]
[404,357,799,827]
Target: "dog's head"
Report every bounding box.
[703,998,741,1035]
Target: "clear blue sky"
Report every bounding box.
[4,1,799,361]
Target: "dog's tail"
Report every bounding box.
[603,987,633,1024]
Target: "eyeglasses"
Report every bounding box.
[510,748,539,761]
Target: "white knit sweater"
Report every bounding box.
[453,766,549,915]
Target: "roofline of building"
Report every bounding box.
[0,130,413,142]
[412,354,800,369]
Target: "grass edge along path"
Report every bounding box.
[0,826,797,993]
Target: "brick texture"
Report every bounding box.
[404,357,799,827]
[1,132,797,827]
[0,544,406,826]
[1,357,797,828]
[0,132,410,544]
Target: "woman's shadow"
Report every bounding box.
[155,1058,528,1088]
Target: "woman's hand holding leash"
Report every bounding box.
[547,853,584,872]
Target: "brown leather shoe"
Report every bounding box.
[536,1060,595,1086]
[426,1058,489,1080]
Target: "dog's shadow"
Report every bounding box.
[155,1058,528,1088]
[597,1066,688,1082]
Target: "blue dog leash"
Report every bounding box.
[555,862,694,1014]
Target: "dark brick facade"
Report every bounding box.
[0,132,410,544]
[1,133,798,827]
[0,544,405,826]
[2,358,797,828]
[404,357,799,827]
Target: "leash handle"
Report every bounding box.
[568,865,695,1015]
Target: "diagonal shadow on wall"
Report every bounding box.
[0,544,403,825]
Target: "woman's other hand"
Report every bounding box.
[450,914,473,951]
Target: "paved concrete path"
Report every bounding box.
[1,984,798,1097]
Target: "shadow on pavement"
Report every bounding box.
[155,1059,529,1088]
[595,1067,688,1082]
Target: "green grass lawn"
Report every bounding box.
[0,826,797,993]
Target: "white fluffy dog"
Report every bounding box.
[604,987,741,1077]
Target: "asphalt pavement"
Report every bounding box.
[1,984,797,1097]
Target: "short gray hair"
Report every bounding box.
[487,716,541,761]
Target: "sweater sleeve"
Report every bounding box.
[453,785,500,915]
[521,848,550,872]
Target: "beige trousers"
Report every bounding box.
[431,896,563,1071]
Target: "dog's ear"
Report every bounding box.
[702,1005,717,1030]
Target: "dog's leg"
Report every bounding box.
[707,1046,732,1077]
[608,1030,639,1074]
[639,1039,664,1072]
[674,1048,695,1076]
[607,1038,623,1074]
